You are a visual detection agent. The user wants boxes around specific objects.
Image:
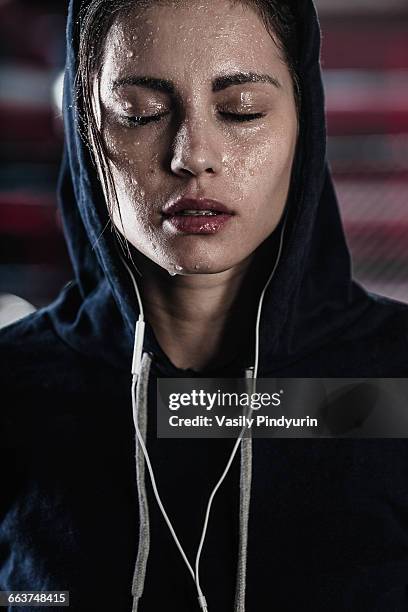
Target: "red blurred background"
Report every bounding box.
[0,0,407,324]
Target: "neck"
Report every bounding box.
[132,247,272,372]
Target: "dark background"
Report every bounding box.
[0,0,407,325]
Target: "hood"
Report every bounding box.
[49,0,369,375]
[44,3,375,611]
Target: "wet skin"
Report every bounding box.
[92,0,298,369]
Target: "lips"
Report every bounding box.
[163,198,234,217]
[162,197,234,235]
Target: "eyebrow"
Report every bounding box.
[112,76,176,94]
[112,71,281,93]
[212,72,281,91]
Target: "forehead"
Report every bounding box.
[100,0,284,84]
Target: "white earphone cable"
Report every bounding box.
[253,215,288,379]
[126,217,286,610]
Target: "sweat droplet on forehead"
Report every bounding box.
[103,0,284,75]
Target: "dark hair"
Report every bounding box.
[76,0,300,231]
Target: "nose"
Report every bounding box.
[170,118,222,178]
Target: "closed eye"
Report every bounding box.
[219,111,265,123]
[123,112,169,126]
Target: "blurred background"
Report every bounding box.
[0,0,407,326]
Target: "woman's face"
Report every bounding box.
[94,0,298,275]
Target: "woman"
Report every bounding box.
[1,0,408,611]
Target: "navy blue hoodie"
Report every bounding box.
[1,0,408,610]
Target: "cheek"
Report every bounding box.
[101,129,157,212]
[105,150,167,259]
[225,124,297,212]
[102,124,147,171]
[257,135,296,200]
[108,169,164,261]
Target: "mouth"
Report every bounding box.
[173,210,221,217]
[162,197,234,216]
[162,198,234,235]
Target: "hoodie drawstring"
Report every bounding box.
[131,352,152,612]
[130,352,252,611]
[235,428,253,612]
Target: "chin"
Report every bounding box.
[160,247,241,276]
[130,233,251,276]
